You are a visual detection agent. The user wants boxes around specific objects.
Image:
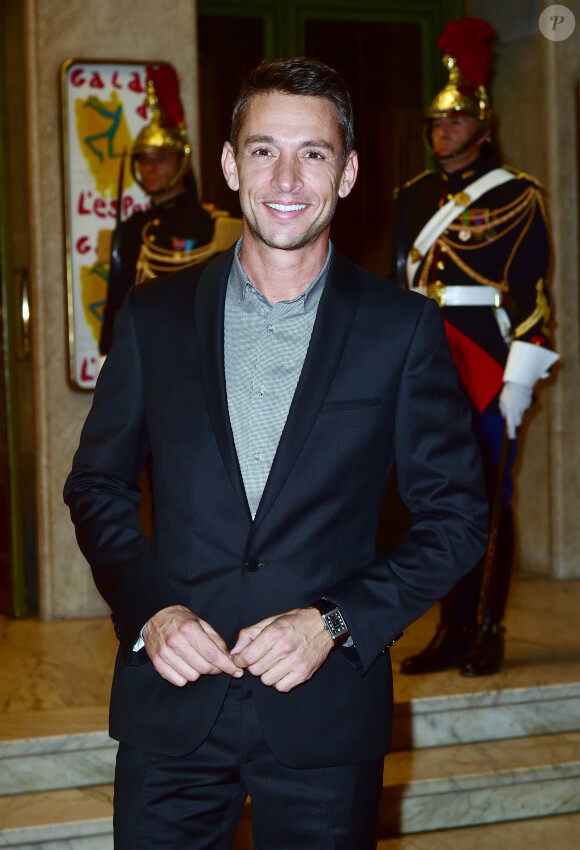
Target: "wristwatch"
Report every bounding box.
[311,598,350,646]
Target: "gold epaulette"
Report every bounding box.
[134,213,243,285]
[393,169,435,199]
[502,164,543,188]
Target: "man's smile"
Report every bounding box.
[265,202,308,212]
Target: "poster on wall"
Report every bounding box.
[61,59,171,390]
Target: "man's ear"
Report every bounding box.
[338,149,358,199]
[475,122,492,150]
[221,142,239,191]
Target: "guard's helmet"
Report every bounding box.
[424,17,496,153]
[131,64,191,192]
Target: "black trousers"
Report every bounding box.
[114,676,384,849]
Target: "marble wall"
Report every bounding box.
[23,0,202,618]
[471,0,580,578]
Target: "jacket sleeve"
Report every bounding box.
[65,288,181,659]
[324,298,489,673]
[506,186,552,346]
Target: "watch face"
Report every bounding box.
[325,609,348,637]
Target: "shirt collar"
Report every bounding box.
[229,237,331,313]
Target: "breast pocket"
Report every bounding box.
[320,398,382,413]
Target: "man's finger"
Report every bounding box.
[177,623,243,677]
[144,606,243,679]
[230,617,275,657]
[150,655,193,687]
[233,618,297,671]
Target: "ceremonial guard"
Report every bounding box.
[99,64,214,356]
[395,18,559,676]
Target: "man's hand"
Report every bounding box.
[143,605,244,687]
[229,607,334,693]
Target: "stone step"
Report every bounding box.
[3,681,580,798]
[2,731,578,844]
[0,785,253,850]
[377,812,580,848]
[391,680,580,750]
[380,730,580,835]
[0,708,116,797]
[0,785,113,849]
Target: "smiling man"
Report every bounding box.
[222,89,357,265]
[65,58,488,849]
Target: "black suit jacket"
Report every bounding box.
[64,244,488,767]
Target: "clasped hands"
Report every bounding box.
[142,604,334,693]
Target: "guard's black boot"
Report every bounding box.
[460,624,505,677]
[400,624,471,675]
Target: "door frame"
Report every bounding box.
[0,30,27,617]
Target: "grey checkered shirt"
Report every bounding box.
[224,238,331,518]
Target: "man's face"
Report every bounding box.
[221,92,357,253]
[134,148,183,197]
[430,113,487,161]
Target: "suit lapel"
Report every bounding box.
[253,248,360,528]
[194,246,250,516]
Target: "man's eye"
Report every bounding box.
[305,150,324,159]
[252,147,271,156]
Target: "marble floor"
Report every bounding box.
[391,572,580,700]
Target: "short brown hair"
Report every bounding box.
[230,57,354,162]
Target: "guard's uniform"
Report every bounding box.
[100,184,214,355]
[395,15,558,677]
[395,148,552,656]
[396,147,551,412]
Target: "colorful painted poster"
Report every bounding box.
[62,60,171,390]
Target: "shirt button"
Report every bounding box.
[259,385,266,397]
[254,450,261,461]
[267,325,274,334]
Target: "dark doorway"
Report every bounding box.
[304,18,424,275]
[198,14,265,221]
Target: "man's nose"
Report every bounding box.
[272,153,302,193]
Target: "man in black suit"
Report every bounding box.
[65,58,488,849]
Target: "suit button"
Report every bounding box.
[245,558,260,572]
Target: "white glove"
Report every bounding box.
[498,381,533,439]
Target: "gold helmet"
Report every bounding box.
[131,64,191,192]
[425,17,496,150]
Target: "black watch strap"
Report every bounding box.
[311,598,350,646]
